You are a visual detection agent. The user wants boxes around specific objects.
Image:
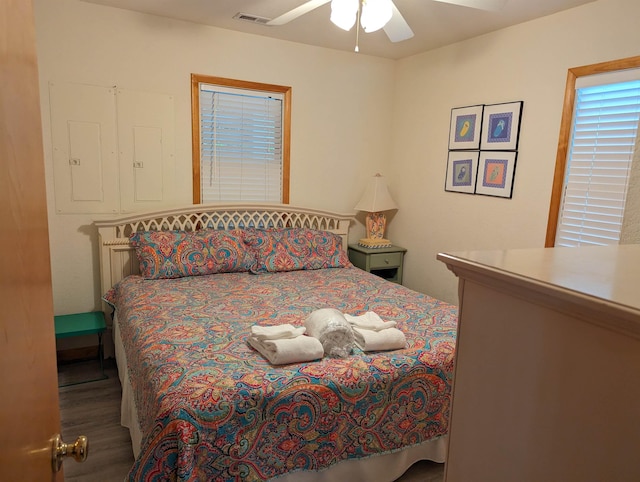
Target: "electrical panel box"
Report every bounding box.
[48,82,175,214]
[116,88,175,213]
[49,82,119,214]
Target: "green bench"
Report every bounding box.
[54,311,108,387]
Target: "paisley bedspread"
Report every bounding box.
[105,266,458,481]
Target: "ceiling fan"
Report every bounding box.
[265,0,508,44]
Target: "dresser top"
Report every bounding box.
[438,244,640,314]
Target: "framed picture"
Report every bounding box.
[480,101,523,150]
[475,151,517,198]
[448,105,484,150]
[445,151,480,194]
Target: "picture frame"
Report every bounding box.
[475,151,518,198]
[448,105,484,150]
[445,151,480,194]
[480,101,523,150]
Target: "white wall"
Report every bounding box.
[390,0,640,304]
[34,0,640,315]
[34,0,394,315]
[621,136,640,244]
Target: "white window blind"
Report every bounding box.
[199,84,283,203]
[555,78,640,247]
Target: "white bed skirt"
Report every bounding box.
[113,317,143,458]
[113,317,447,481]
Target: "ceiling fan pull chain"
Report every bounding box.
[355,2,361,52]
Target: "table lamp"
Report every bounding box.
[354,173,398,248]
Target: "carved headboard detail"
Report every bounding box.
[96,203,354,300]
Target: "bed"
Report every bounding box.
[96,204,458,482]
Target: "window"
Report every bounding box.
[546,56,640,247]
[191,74,291,204]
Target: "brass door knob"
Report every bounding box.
[52,433,89,472]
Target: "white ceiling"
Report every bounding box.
[81,0,597,59]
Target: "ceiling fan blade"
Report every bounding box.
[383,2,414,43]
[266,0,332,26]
[431,0,508,12]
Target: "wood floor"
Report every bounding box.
[58,359,134,481]
[58,359,444,481]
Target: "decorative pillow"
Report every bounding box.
[130,229,253,279]
[196,228,255,274]
[245,228,351,274]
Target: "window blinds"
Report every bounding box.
[556,79,640,247]
[199,84,283,203]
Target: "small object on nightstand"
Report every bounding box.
[348,244,407,285]
[54,311,108,387]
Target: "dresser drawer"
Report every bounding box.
[369,252,403,269]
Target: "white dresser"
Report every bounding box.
[438,245,640,482]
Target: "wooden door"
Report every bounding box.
[0,1,63,480]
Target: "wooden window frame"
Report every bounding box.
[190,74,291,204]
[545,55,640,247]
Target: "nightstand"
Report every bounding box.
[54,311,108,387]
[348,244,407,285]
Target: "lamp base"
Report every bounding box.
[358,237,392,249]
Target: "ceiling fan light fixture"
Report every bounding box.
[330,0,358,31]
[360,0,393,33]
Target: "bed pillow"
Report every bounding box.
[245,228,351,273]
[130,229,253,279]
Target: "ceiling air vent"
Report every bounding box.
[233,12,271,25]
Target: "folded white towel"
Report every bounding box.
[248,335,324,365]
[352,327,407,352]
[251,324,306,341]
[304,308,355,358]
[344,312,397,331]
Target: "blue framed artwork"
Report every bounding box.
[448,105,484,150]
[445,151,480,194]
[480,101,523,150]
[475,151,517,198]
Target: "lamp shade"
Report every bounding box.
[354,173,397,213]
[330,0,358,31]
[360,0,393,33]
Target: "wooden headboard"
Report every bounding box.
[95,203,354,300]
